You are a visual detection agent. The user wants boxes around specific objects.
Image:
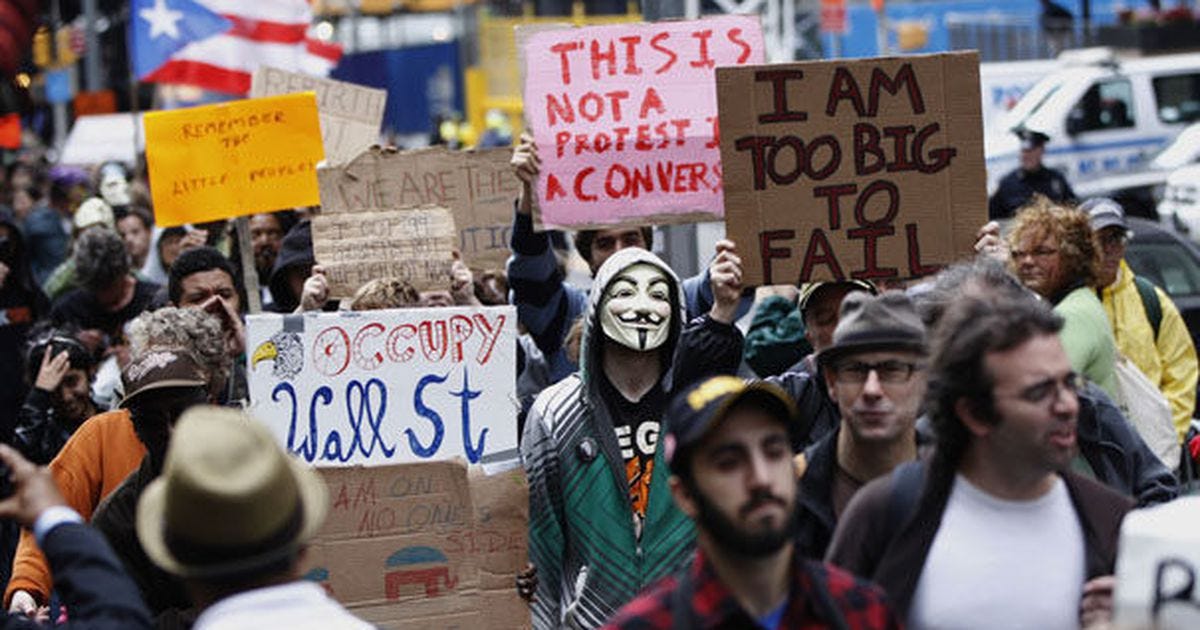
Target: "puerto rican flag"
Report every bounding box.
[131,0,342,95]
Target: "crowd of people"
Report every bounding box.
[0,118,1194,629]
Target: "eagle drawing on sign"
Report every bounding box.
[251,331,303,380]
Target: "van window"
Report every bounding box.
[1153,74,1200,124]
[1071,80,1136,132]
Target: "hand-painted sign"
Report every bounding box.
[246,306,518,467]
[144,92,324,227]
[250,67,386,168]
[717,51,986,286]
[522,16,765,230]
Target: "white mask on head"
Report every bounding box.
[99,173,131,206]
[600,262,672,352]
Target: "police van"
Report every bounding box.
[985,48,1200,194]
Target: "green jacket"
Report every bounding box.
[1056,286,1120,400]
[521,248,695,629]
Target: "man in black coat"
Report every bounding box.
[0,443,151,629]
[989,130,1075,220]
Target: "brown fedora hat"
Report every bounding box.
[136,406,328,579]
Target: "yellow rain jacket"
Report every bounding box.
[1099,259,1199,441]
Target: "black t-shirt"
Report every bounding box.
[599,374,666,538]
[51,279,161,342]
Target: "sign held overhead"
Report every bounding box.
[717,51,987,286]
[318,147,519,272]
[144,92,324,227]
[522,16,765,230]
[250,67,387,167]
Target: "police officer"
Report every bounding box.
[989,129,1075,220]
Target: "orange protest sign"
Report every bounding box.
[144,93,324,227]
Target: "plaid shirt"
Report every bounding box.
[602,549,900,630]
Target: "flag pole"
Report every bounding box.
[126,4,143,168]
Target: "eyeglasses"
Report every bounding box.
[1010,247,1060,261]
[996,373,1083,406]
[832,360,924,385]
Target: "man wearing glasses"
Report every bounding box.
[1084,197,1198,444]
[827,293,1132,629]
[794,291,930,559]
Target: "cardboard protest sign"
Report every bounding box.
[250,67,387,167]
[303,461,529,629]
[318,147,519,272]
[717,52,986,286]
[311,205,458,297]
[522,16,765,230]
[144,93,324,227]
[246,306,519,467]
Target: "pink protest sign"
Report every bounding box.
[522,17,765,230]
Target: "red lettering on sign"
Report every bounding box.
[906,223,941,276]
[639,87,666,119]
[574,167,597,201]
[755,70,807,123]
[727,27,752,63]
[650,32,677,74]
[826,63,925,118]
[551,41,582,85]
[591,38,617,81]
[690,29,715,68]
[619,35,644,75]
[546,93,574,127]
[848,224,899,280]
[546,173,567,200]
[799,229,845,282]
[759,230,794,285]
[813,183,856,230]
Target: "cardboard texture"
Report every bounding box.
[318,146,520,272]
[717,51,986,286]
[303,461,530,629]
[250,67,387,168]
[311,205,458,296]
[521,16,765,230]
[245,306,520,467]
[144,93,324,227]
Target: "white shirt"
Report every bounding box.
[194,581,373,630]
[908,474,1085,630]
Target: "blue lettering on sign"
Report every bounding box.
[451,369,486,463]
[408,373,448,458]
[273,370,487,464]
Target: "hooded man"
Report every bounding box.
[522,247,694,629]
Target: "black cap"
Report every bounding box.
[664,376,797,474]
[1017,129,1050,151]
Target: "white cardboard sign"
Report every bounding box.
[247,306,519,467]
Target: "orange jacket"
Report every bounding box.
[4,410,146,606]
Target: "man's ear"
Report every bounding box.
[668,476,699,520]
[954,397,992,438]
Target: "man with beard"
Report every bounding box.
[828,294,1132,628]
[603,375,898,629]
[15,328,98,464]
[522,248,694,629]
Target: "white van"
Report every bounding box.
[985,48,1200,193]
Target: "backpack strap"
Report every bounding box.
[1133,276,1163,341]
[885,460,924,532]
